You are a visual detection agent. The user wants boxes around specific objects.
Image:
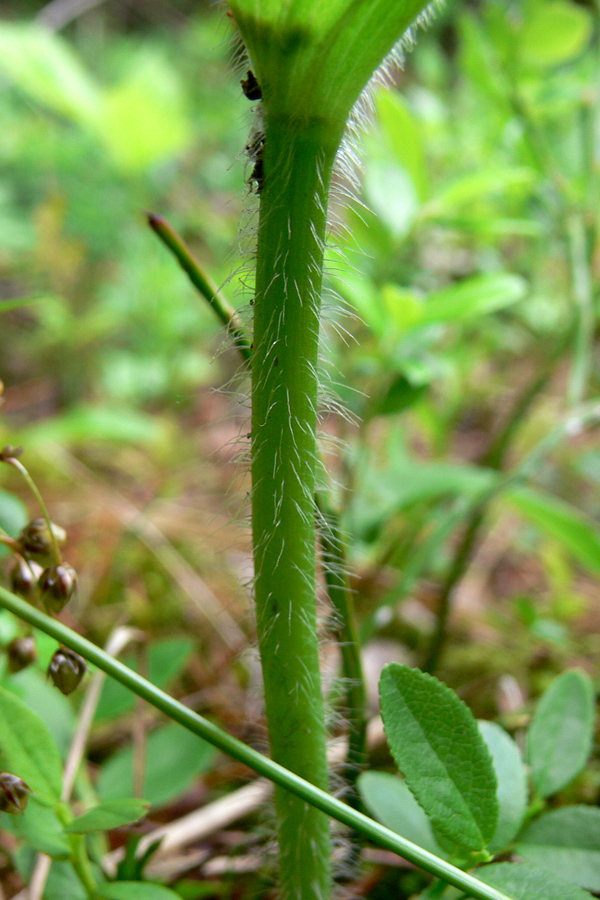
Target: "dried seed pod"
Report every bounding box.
[0,773,31,814]
[6,636,37,673]
[17,517,67,564]
[10,558,43,603]
[241,69,262,100]
[48,648,87,695]
[39,564,77,614]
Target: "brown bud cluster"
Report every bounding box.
[48,648,87,695]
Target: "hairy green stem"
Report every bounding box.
[0,586,515,900]
[147,212,368,807]
[251,117,341,900]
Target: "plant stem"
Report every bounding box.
[0,585,515,900]
[4,457,62,564]
[251,117,341,900]
[147,212,368,803]
[146,213,252,363]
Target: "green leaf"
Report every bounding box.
[369,373,429,418]
[376,89,428,200]
[516,806,600,891]
[11,667,76,758]
[505,486,600,579]
[379,664,498,853]
[357,771,449,858]
[9,796,70,859]
[17,849,88,900]
[478,721,528,852]
[23,405,170,448]
[0,685,63,804]
[0,489,28,560]
[93,50,191,173]
[462,862,593,900]
[419,274,527,327]
[519,1,593,68]
[526,670,594,798]
[97,883,182,900]
[97,723,215,807]
[0,23,100,122]
[64,798,150,834]
[424,167,535,218]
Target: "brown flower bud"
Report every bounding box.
[6,637,37,674]
[48,648,87,695]
[17,517,67,564]
[39,564,77,614]
[9,558,43,603]
[0,773,31,814]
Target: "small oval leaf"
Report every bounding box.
[64,798,150,834]
[465,862,593,900]
[516,806,600,891]
[379,664,498,853]
[526,669,594,798]
[357,771,448,858]
[478,721,528,852]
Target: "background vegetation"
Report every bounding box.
[1,0,600,897]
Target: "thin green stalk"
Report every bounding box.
[251,118,341,900]
[0,585,515,900]
[147,213,368,795]
[567,214,594,405]
[147,213,252,363]
[4,456,62,563]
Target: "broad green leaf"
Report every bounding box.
[424,167,535,218]
[98,883,182,900]
[17,850,87,900]
[11,667,76,758]
[0,490,28,560]
[519,1,593,68]
[376,89,428,200]
[97,723,215,807]
[478,721,528,852]
[23,405,169,448]
[0,685,63,804]
[462,862,593,900]
[65,798,150,834]
[353,456,494,539]
[419,274,526,327]
[369,373,429,418]
[526,670,594,798]
[0,24,100,122]
[93,51,191,172]
[505,486,600,579]
[10,796,70,859]
[379,664,498,853]
[364,160,419,238]
[516,806,600,891]
[357,771,449,858]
